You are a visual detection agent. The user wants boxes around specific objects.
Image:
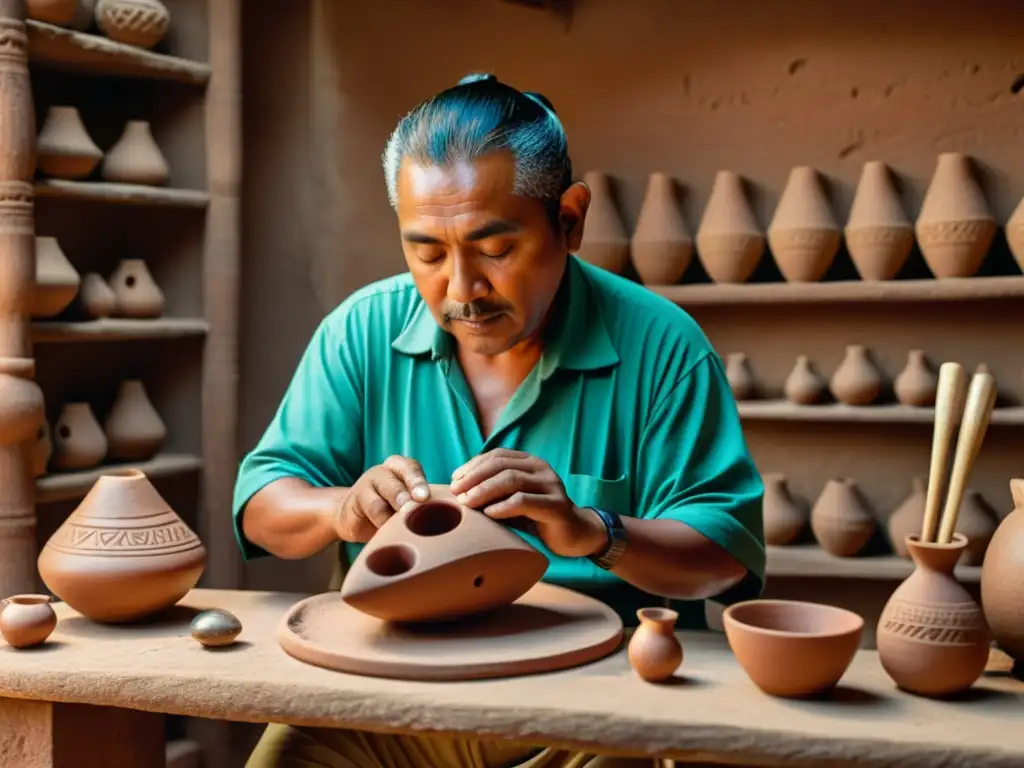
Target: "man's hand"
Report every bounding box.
[334,456,430,543]
[449,448,607,558]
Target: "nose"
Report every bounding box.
[446,254,490,304]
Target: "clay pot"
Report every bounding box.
[109,259,164,318]
[783,355,827,406]
[725,352,756,401]
[35,106,102,180]
[51,402,107,471]
[810,478,876,557]
[877,533,991,697]
[762,473,808,546]
[1008,196,1024,274]
[100,120,170,186]
[77,273,116,319]
[696,170,764,283]
[33,419,52,478]
[630,172,692,284]
[887,475,927,558]
[32,236,81,319]
[95,0,170,49]
[915,152,996,279]
[829,345,884,406]
[887,479,997,566]
[767,166,840,282]
[0,358,45,448]
[893,350,938,407]
[628,607,683,682]
[0,595,57,649]
[576,172,629,274]
[844,161,914,281]
[981,479,1024,670]
[26,0,77,25]
[72,0,97,30]
[37,469,207,623]
[104,379,166,461]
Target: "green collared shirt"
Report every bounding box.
[233,256,765,627]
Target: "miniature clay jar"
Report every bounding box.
[95,0,170,49]
[77,273,116,319]
[981,480,1024,672]
[0,595,57,649]
[191,609,242,648]
[783,355,827,406]
[628,607,683,682]
[915,152,996,279]
[575,171,629,274]
[630,172,692,285]
[35,106,102,180]
[766,166,840,283]
[829,345,884,406]
[37,469,207,623]
[109,259,164,318]
[762,473,808,546]
[893,350,938,408]
[886,475,927,558]
[0,358,45,450]
[103,379,166,461]
[1008,196,1024,274]
[810,478,876,557]
[101,120,170,186]
[725,352,757,401]
[877,533,991,697]
[33,419,52,478]
[887,479,997,565]
[32,236,81,319]
[26,0,77,26]
[844,161,913,281]
[51,402,108,470]
[696,170,764,284]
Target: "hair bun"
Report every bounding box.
[524,91,557,114]
[458,72,497,86]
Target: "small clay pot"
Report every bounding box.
[630,172,693,285]
[103,379,166,461]
[0,594,57,649]
[783,355,827,405]
[628,607,682,682]
[887,475,927,558]
[191,609,242,648]
[893,350,938,407]
[725,352,757,401]
[767,166,840,283]
[32,236,81,319]
[35,106,102,180]
[109,259,164,318]
[696,170,764,284]
[95,0,170,49]
[51,402,108,470]
[829,345,884,406]
[810,478,876,557]
[77,273,117,319]
[100,120,170,186]
[575,171,629,274]
[762,473,808,546]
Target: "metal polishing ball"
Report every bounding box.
[190,608,242,648]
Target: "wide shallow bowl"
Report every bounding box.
[723,599,864,698]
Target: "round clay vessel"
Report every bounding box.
[980,479,1024,668]
[32,237,81,319]
[762,473,808,546]
[77,273,117,319]
[1008,196,1024,274]
[37,469,206,623]
[767,166,840,282]
[723,599,863,698]
[893,350,938,407]
[103,379,166,461]
[109,259,164,318]
[191,609,242,647]
[95,0,170,49]
[26,0,78,25]
[630,172,692,284]
[0,595,57,649]
[51,402,107,470]
[829,345,884,406]
[35,106,102,180]
[575,171,629,274]
[956,491,998,567]
[877,533,990,697]
[627,607,682,682]
[844,160,913,281]
[696,170,764,283]
[0,358,45,448]
[100,120,170,186]
[886,475,927,558]
[725,352,757,401]
[33,419,52,478]
[810,478,876,557]
[783,355,827,405]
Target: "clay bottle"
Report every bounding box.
[32,237,81,319]
[810,478,876,557]
[26,0,77,25]
[915,152,996,279]
[957,490,998,567]
[696,170,764,283]
[77,273,117,319]
[33,419,52,478]
[829,345,884,406]
[725,352,757,401]
[575,171,629,274]
[96,0,171,49]
[104,379,167,461]
[37,468,207,623]
[101,120,170,186]
[886,476,927,558]
[877,533,991,696]
[980,479,1024,674]
[893,350,938,407]
[0,595,57,649]
[844,161,913,281]
[35,105,102,180]
[51,402,108,471]
[109,259,165,318]
[767,166,840,282]
[783,355,827,405]
[628,607,683,683]
[1008,196,1024,274]
[762,473,808,546]
[630,172,692,285]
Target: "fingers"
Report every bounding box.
[484,492,557,521]
[383,455,430,502]
[456,466,541,508]
[451,448,529,486]
[451,453,537,497]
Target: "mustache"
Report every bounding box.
[442,300,509,322]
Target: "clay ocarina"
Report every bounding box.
[340,485,548,623]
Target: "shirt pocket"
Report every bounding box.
[565,473,631,517]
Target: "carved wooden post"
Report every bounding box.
[0,0,44,597]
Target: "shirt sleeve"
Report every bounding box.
[635,352,766,605]
[231,310,365,561]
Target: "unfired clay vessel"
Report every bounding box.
[109,259,164,318]
[35,106,102,180]
[844,161,913,281]
[762,473,808,546]
[767,166,840,282]
[103,379,166,461]
[915,152,996,279]
[630,172,692,284]
[1008,196,1024,274]
[95,0,170,49]
[877,533,991,697]
[26,0,77,26]
[696,170,764,283]
[51,402,107,470]
[783,356,827,405]
[576,172,629,274]
[77,273,117,319]
[810,478,876,557]
[829,345,883,406]
[0,595,57,649]
[101,120,170,186]
[725,352,756,401]
[893,350,938,407]
[37,469,207,623]
[980,479,1024,672]
[33,419,52,478]
[887,478,997,565]
[628,607,682,682]
[32,237,80,319]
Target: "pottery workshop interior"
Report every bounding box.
[1,0,1024,766]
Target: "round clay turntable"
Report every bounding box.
[277,582,624,681]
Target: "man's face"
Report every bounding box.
[395,151,586,356]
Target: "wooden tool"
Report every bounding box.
[920,362,966,543]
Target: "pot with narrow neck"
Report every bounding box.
[0,594,57,648]
[628,607,683,682]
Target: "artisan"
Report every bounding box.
[233,72,766,768]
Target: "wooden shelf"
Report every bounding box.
[36,453,203,504]
[27,20,211,85]
[767,544,981,583]
[35,180,210,208]
[32,318,209,343]
[737,400,1024,426]
[650,276,1024,306]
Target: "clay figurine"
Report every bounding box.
[191,609,242,648]
[829,345,884,406]
[628,607,682,682]
[0,595,57,649]
[630,172,692,284]
[844,161,913,281]
[980,479,1024,675]
[695,170,764,283]
[767,166,840,282]
[575,171,629,274]
[810,478,876,557]
[762,473,808,546]
[95,0,170,49]
[783,356,827,405]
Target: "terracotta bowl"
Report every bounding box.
[723,599,864,698]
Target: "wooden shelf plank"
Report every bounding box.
[738,400,1024,426]
[767,544,981,583]
[32,317,209,342]
[27,20,210,85]
[651,275,1024,306]
[36,453,203,504]
[35,180,210,208]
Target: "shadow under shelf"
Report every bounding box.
[36,453,203,505]
[766,544,981,583]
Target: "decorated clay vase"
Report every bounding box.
[575,171,629,274]
[696,170,764,283]
[100,120,170,186]
[829,345,884,406]
[26,0,77,26]
[877,533,991,697]
[980,479,1024,671]
[109,259,164,318]
[33,419,52,478]
[95,0,170,49]
[844,161,913,281]
[35,106,102,180]
[725,352,757,401]
[628,607,683,682]
[630,172,692,284]
[0,595,57,649]
[51,402,107,470]
[32,237,81,319]
[810,478,876,557]
[762,473,808,546]
[37,469,206,623]
[77,273,117,319]
[767,166,840,282]
[103,379,166,461]
[893,350,938,407]
[1008,196,1024,274]
[783,355,827,406]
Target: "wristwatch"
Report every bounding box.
[587,507,628,570]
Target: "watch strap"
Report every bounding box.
[587,507,627,570]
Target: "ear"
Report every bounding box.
[558,181,590,252]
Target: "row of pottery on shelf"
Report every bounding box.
[579,153,1024,284]
[36,107,169,186]
[27,0,170,50]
